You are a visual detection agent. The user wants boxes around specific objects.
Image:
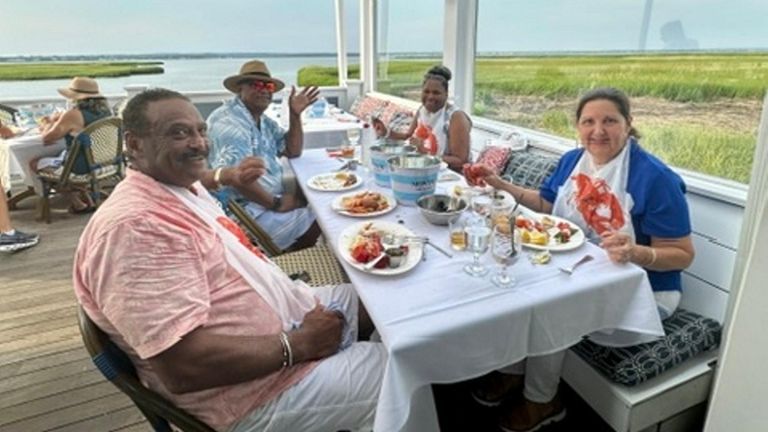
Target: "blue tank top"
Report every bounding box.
[65,106,111,175]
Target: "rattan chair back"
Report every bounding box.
[77,307,216,432]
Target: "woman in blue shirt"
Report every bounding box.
[473,87,695,432]
[34,77,112,213]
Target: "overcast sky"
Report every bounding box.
[1,0,766,56]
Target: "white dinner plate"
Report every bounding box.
[331,190,397,218]
[338,221,424,275]
[517,210,586,252]
[307,172,363,192]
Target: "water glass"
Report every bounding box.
[490,197,513,228]
[471,194,493,218]
[491,224,519,287]
[347,128,361,147]
[463,222,491,277]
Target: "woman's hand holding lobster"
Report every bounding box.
[600,231,634,264]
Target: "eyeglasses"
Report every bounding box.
[248,80,276,93]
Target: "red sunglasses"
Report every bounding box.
[248,80,276,92]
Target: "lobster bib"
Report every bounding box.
[552,139,635,243]
[416,105,452,156]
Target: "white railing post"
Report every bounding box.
[443,0,478,113]
[334,0,349,86]
[360,0,377,94]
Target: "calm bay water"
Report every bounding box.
[0,56,346,100]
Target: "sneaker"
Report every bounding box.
[0,230,40,253]
[498,395,566,432]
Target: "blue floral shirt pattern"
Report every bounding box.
[207,97,286,217]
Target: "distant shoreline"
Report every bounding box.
[2,48,767,63]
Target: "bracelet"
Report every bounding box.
[647,247,657,267]
[278,332,294,368]
[212,167,224,190]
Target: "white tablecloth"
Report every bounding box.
[3,131,65,193]
[290,149,664,432]
[265,104,362,150]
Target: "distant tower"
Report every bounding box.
[660,20,699,50]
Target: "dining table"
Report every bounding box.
[2,129,65,196]
[265,102,362,150]
[290,148,665,432]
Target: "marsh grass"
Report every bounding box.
[300,53,766,183]
[0,62,163,80]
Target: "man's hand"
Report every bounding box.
[288,85,320,115]
[220,157,266,188]
[290,305,344,362]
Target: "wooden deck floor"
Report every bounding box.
[0,197,149,432]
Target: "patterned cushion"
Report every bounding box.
[501,151,559,190]
[571,308,722,386]
[272,243,350,288]
[388,111,414,134]
[38,164,121,184]
[476,146,512,175]
[349,96,388,121]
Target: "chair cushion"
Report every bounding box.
[501,151,559,190]
[476,146,513,175]
[388,111,414,134]
[272,243,350,287]
[570,308,722,386]
[349,96,388,121]
[38,164,121,184]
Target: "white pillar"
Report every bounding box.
[705,92,768,431]
[334,0,349,86]
[443,0,478,113]
[359,0,377,94]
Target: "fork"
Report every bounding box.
[558,254,594,275]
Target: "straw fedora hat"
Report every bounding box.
[57,77,103,100]
[223,60,285,93]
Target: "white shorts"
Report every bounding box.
[243,201,315,250]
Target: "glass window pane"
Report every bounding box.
[474,0,768,184]
[376,0,443,101]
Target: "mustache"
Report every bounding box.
[177,149,209,162]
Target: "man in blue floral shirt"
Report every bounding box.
[208,60,322,250]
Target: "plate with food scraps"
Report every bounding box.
[338,221,424,275]
[515,212,586,252]
[307,171,362,192]
[331,190,397,217]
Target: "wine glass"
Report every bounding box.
[491,224,519,287]
[346,128,361,147]
[463,219,491,277]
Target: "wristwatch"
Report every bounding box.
[270,194,283,211]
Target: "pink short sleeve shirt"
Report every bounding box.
[73,170,316,431]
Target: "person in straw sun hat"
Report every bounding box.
[207,59,323,251]
[33,76,112,213]
[57,76,105,100]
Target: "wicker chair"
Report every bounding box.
[0,103,17,126]
[37,116,124,223]
[77,307,216,432]
[227,199,350,287]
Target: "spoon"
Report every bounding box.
[363,252,388,271]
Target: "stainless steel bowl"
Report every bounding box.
[416,194,468,225]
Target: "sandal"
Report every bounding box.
[471,372,524,407]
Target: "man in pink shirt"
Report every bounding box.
[73,88,385,432]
